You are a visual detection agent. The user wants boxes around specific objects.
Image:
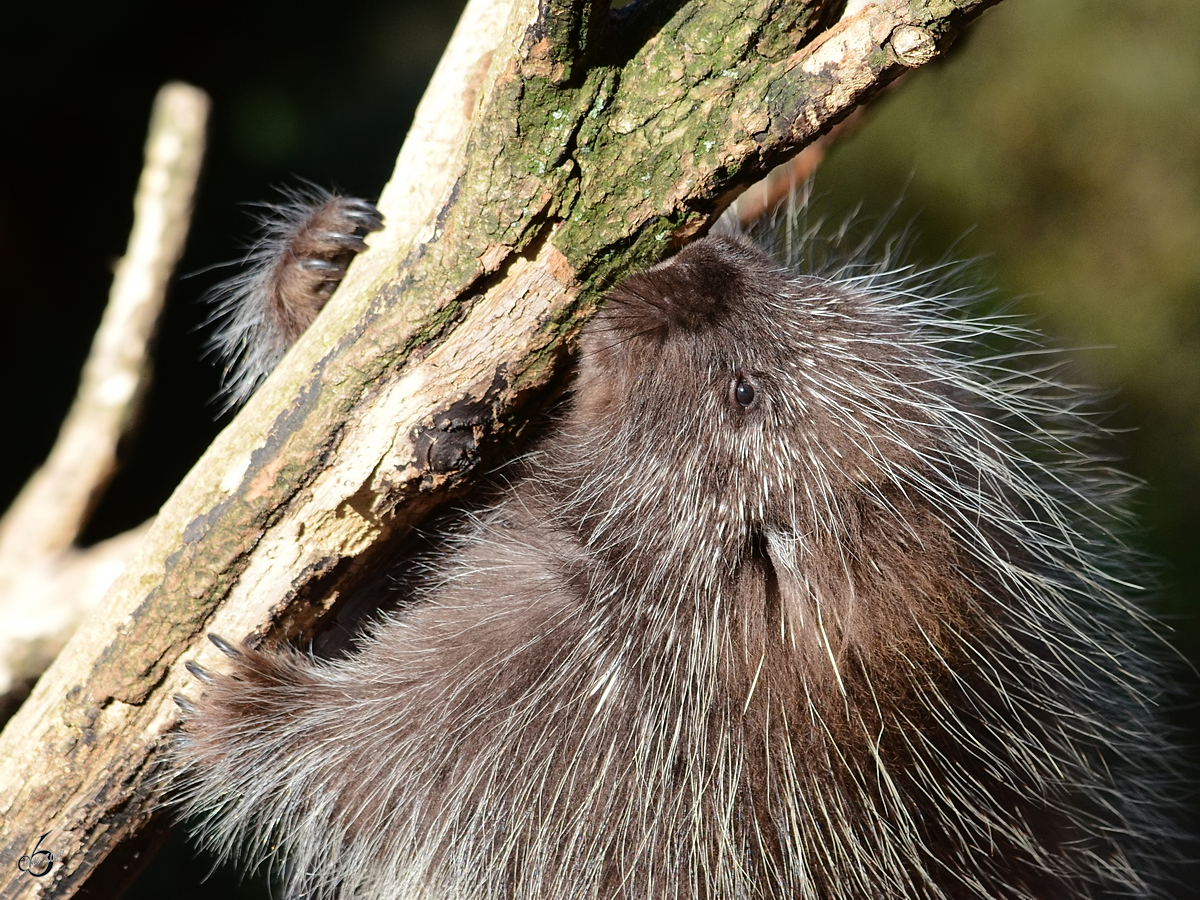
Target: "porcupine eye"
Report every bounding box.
[731,375,759,410]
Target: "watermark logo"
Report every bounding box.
[17,831,56,878]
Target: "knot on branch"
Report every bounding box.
[887,25,937,67]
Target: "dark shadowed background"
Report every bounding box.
[1,0,1195,895]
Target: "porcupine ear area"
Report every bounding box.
[205,186,384,410]
[573,235,789,418]
[592,236,785,339]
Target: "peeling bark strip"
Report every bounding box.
[0,0,1001,895]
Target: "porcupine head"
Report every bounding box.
[175,217,1182,899]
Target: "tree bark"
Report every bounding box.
[0,0,1001,896]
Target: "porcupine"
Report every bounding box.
[172,192,1187,899]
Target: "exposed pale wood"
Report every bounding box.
[0,2,1002,896]
[363,0,517,282]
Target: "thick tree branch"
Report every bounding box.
[0,2,1000,896]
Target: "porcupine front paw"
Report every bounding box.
[206,186,384,409]
[175,632,317,744]
[172,633,328,811]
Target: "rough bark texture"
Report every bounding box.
[0,1,1001,896]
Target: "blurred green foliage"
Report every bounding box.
[813,0,1200,667]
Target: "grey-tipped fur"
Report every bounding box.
[204,184,383,411]
[173,219,1187,899]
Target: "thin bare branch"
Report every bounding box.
[0,83,208,706]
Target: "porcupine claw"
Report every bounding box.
[207,633,243,659]
[184,660,215,684]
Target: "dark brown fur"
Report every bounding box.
[174,234,1184,899]
[261,196,381,344]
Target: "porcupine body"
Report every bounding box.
[174,198,1185,899]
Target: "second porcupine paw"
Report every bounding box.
[169,633,341,869]
[206,186,385,410]
[173,633,318,761]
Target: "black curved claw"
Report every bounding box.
[208,633,243,659]
[173,693,197,713]
[319,231,369,253]
[300,258,345,275]
[185,660,215,684]
[343,204,385,231]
